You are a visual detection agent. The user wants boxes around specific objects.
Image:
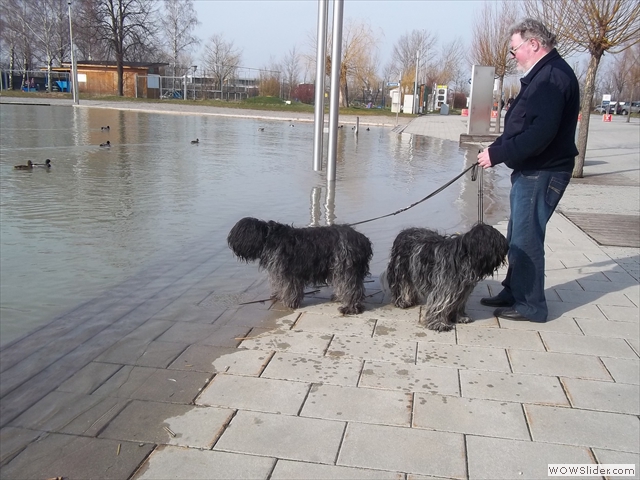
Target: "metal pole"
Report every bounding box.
[67,0,79,104]
[326,0,344,183]
[395,77,401,126]
[413,50,419,114]
[313,0,329,172]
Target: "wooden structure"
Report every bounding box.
[53,61,168,97]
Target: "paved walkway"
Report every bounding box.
[1,101,639,479]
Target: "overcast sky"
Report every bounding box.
[191,0,481,74]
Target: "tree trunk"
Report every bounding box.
[47,54,52,93]
[117,53,124,96]
[9,46,14,90]
[573,53,601,178]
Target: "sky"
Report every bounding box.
[191,0,481,76]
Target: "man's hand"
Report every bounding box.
[477,149,493,169]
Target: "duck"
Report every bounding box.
[338,125,344,129]
[14,160,34,170]
[100,141,111,147]
[289,124,295,127]
[257,127,264,132]
[366,127,370,131]
[101,126,110,131]
[191,138,199,144]
[33,159,52,168]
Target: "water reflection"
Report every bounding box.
[0,104,510,345]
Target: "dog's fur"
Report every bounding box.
[228,217,373,314]
[382,223,508,331]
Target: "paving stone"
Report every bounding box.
[239,328,333,355]
[327,335,417,363]
[460,370,569,405]
[56,361,123,394]
[576,279,638,294]
[497,315,583,333]
[525,404,640,453]
[0,426,43,466]
[261,352,362,386]
[456,326,545,351]
[413,394,529,440]
[59,397,131,436]
[598,304,640,323]
[546,302,608,320]
[576,318,640,340]
[197,373,309,414]
[555,290,637,307]
[373,318,457,344]
[198,323,253,348]
[92,365,211,403]
[149,302,225,324]
[133,445,275,479]
[214,410,344,464]
[628,338,640,356]
[540,332,639,359]
[155,322,229,344]
[271,459,403,479]
[169,345,271,374]
[509,350,612,380]
[0,433,154,480]
[460,307,501,327]
[99,400,233,448]
[337,422,466,478]
[294,312,377,336]
[417,343,510,372]
[359,360,460,396]
[592,450,640,479]
[562,377,640,415]
[95,340,187,368]
[466,435,596,480]
[300,383,411,426]
[8,391,124,432]
[600,357,640,385]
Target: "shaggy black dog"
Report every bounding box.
[228,217,373,314]
[383,223,508,331]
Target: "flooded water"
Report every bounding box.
[0,104,510,345]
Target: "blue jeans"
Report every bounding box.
[496,170,571,322]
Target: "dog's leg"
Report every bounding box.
[454,284,475,324]
[393,279,420,309]
[279,278,305,309]
[335,278,366,315]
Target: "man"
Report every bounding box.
[477,18,580,323]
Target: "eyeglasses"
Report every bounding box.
[509,39,528,57]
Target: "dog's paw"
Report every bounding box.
[456,314,472,324]
[339,304,364,315]
[427,321,454,332]
[394,299,416,309]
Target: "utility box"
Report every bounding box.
[403,94,414,114]
[440,103,449,115]
[390,89,401,113]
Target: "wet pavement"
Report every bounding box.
[0,99,639,479]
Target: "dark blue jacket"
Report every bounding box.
[489,49,580,172]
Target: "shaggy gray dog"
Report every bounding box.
[382,223,508,331]
[228,217,373,314]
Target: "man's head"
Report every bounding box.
[508,18,556,72]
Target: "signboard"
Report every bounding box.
[387,82,399,87]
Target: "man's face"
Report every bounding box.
[509,33,532,72]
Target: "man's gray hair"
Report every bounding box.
[509,18,557,49]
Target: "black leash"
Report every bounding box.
[349,162,480,227]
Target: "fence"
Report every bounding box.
[134,73,263,102]
[0,69,71,92]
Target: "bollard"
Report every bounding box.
[491,110,498,118]
[603,114,612,122]
[461,109,469,117]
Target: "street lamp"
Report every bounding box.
[191,65,197,100]
[67,0,79,104]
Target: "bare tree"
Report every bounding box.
[389,29,437,82]
[94,0,158,96]
[73,0,110,61]
[159,0,200,78]
[524,0,640,177]
[1,0,36,88]
[203,33,242,91]
[282,46,300,100]
[325,19,380,107]
[470,0,521,133]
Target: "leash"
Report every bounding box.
[349,162,481,227]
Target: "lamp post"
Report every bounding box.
[413,50,419,114]
[191,65,197,100]
[67,0,79,104]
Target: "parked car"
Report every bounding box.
[621,101,640,115]
[594,102,622,114]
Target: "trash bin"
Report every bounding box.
[440,104,449,115]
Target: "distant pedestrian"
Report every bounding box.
[477,18,580,324]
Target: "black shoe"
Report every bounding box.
[480,296,513,307]
[494,307,537,322]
